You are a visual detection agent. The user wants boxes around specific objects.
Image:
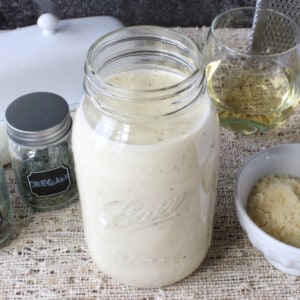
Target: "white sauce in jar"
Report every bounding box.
[72,69,218,287]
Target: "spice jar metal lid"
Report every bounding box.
[5,92,71,146]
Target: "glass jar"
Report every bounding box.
[6,92,78,210]
[0,166,13,245]
[72,26,219,288]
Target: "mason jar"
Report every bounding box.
[72,26,219,288]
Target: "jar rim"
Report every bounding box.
[84,25,204,98]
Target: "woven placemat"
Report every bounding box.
[1,27,300,300]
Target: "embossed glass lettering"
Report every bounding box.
[101,192,187,230]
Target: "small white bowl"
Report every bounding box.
[235,143,300,275]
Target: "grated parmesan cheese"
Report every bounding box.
[247,175,300,248]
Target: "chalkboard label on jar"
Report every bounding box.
[27,165,71,197]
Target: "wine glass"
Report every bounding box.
[204,7,300,134]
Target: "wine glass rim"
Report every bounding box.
[210,6,300,58]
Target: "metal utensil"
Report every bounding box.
[250,0,300,54]
[256,0,300,23]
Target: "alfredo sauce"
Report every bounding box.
[72,26,219,288]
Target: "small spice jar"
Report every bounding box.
[5,92,78,210]
[0,166,13,245]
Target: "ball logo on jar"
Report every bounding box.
[99,191,187,230]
